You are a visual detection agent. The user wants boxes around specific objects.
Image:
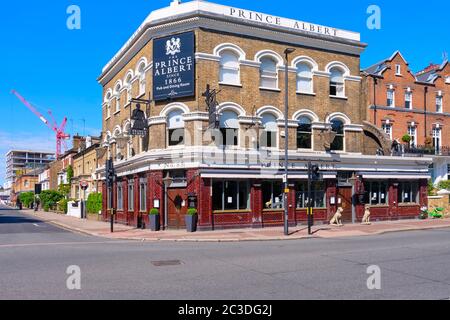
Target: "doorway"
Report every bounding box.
[337,187,353,222]
[167,189,187,229]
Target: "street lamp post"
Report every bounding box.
[162,172,174,230]
[283,48,295,236]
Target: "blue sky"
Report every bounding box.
[0,0,448,186]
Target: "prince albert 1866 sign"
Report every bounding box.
[153,31,195,101]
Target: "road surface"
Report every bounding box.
[1,204,450,300]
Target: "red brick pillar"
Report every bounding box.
[123,179,129,225]
[288,184,296,226]
[149,171,164,228]
[134,174,139,226]
[390,182,398,219]
[198,177,213,231]
[251,181,263,228]
[102,181,107,221]
[419,179,428,209]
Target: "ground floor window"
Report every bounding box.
[117,183,123,211]
[262,181,284,209]
[128,182,134,212]
[212,180,250,211]
[296,181,326,208]
[139,180,147,212]
[364,181,388,205]
[398,182,419,204]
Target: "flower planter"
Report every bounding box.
[149,214,160,231]
[185,214,198,233]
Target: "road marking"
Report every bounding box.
[33,223,40,227]
[0,240,134,249]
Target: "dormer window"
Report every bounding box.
[395,64,401,75]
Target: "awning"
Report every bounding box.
[359,172,431,180]
[200,171,336,180]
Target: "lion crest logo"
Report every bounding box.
[166,37,181,56]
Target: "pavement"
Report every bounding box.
[1,204,450,300]
[17,207,450,242]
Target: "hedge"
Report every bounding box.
[86,192,102,214]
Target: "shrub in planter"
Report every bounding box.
[185,208,198,233]
[86,193,102,214]
[57,198,69,214]
[148,208,160,231]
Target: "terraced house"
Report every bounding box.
[97,0,431,231]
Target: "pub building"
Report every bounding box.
[97,0,431,230]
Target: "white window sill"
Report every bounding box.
[137,93,146,99]
[259,87,281,92]
[114,110,120,115]
[296,91,316,96]
[219,82,242,88]
[297,148,314,152]
[105,116,111,121]
[330,95,348,100]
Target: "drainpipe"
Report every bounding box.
[424,86,428,139]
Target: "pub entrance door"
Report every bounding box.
[337,187,353,222]
[167,188,187,229]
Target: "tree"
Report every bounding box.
[66,165,74,182]
[19,192,34,208]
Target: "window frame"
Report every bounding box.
[382,123,393,140]
[405,91,413,109]
[296,62,314,94]
[262,181,284,210]
[117,183,123,211]
[139,180,147,213]
[219,50,241,86]
[212,180,250,212]
[330,119,345,151]
[364,181,388,206]
[296,181,326,209]
[397,182,419,204]
[329,67,345,98]
[297,116,313,150]
[436,95,443,113]
[128,182,134,212]
[387,89,395,107]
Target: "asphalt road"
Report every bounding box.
[1,204,450,300]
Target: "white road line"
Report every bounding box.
[0,240,134,249]
[33,223,40,227]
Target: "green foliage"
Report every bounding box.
[19,192,35,208]
[66,165,74,182]
[57,198,69,214]
[438,180,450,191]
[187,208,198,216]
[401,134,411,143]
[428,180,437,196]
[149,208,159,215]
[40,190,64,211]
[58,184,71,198]
[86,192,102,214]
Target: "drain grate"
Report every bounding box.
[151,260,183,267]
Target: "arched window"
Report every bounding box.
[330,119,345,151]
[105,91,112,118]
[137,63,146,96]
[260,113,278,148]
[297,63,313,93]
[260,57,278,89]
[124,73,133,103]
[219,110,239,147]
[114,83,122,112]
[219,51,240,85]
[167,110,185,147]
[330,67,345,97]
[297,117,312,149]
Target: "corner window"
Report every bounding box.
[262,181,284,209]
[259,57,278,89]
[297,63,313,93]
[397,182,418,204]
[167,110,185,147]
[117,183,123,211]
[297,117,312,149]
[296,181,325,208]
[219,51,240,85]
[212,180,250,211]
[139,180,147,212]
[330,119,345,151]
[330,67,345,97]
[364,181,388,205]
[260,113,278,148]
[128,182,134,212]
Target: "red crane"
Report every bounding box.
[11,90,70,158]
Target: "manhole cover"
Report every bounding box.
[151,260,183,267]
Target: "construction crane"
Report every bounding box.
[11,90,70,158]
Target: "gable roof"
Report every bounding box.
[362,51,409,77]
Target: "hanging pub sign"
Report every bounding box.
[153,31,195,101]
[129,104,148,136]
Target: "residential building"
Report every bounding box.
[363,51,450,185]
[97,0,431,230]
